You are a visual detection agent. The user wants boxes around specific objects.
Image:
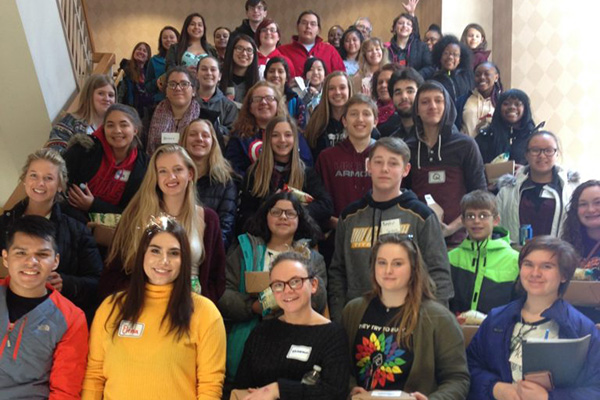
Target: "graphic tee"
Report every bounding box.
[353,297,413,390]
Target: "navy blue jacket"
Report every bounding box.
[467,297,600,399]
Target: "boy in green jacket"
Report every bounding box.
[449,190,519,315]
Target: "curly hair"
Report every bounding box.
[431,35,472,71]
[562,180,600,256]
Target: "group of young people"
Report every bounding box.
[2,0,600,399]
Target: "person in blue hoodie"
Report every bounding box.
[467,236,600,400]
[145,26,180,105]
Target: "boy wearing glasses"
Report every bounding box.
[233,0,268,38]
[448,190,519,315]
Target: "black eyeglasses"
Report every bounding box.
[167,81,192,90]
[269,207,298,219]
[464,212,494,221]
[527,148,557,156]
[269,276,313,293]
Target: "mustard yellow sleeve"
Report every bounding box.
[195,296,226,400]
[82,297,114,400]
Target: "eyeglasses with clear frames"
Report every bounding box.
[269,276,313,293]
[269,207,298,219]
[261,27,278,34]
[167,81,192,90]
[464,212,495,221]
[252,95,277,104]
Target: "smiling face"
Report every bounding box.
[270,259,316,314]
[475,63,498,97]
[166,71,194,108]
[92,84,116,117]
[462,208,499,242]
[197,57,221,89]
[343,32,361,57]
[24,160,61,206]
[394,16,413,39]
[233,39,254,68]
[161,29,178,52]
[392,79,418,117]
[259,23,280,49]
[104,110,137,152]
[376,70,393,102]
[525,134,558,177]
[308,61,325,87]
[417,89,445,127]
[327,75,350,109]
[133,44,149,64]
[156,152,194,198]
[328,26,343,47]
[466,28,483,50]
[246,2,267,24]
[143,232,182,286]
[3,233,59,298]
[249,86,278,125]
[365,43,383,66]
[267,200,299,240]
[343,103,375,142]
[187,16,204,40]
[441,43,461,71]
[374,243,412,299]
[184,120,213,160]
[270,122,295,163]
[214,28,230,49]
[501,96,525,126]
[367,146,410,195]
[265,62,287,91]
[520,249,564,301]
[297,13,320,45]
[578,185,600,231]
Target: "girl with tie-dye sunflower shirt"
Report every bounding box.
[342,234,469,400]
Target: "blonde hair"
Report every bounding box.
[305,71,353,148]
[72,74,115,123]
[357,38,389,77]
[107,145,205,274]
[20,148,68,196]
[250,116,305,198]
[232,81,287,139]
[180,119,234,185]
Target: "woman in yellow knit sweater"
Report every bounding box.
[82,216,226,400]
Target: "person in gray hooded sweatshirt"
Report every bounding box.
[404,80,487,246]
[328,137,453,322]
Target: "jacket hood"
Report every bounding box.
[291,35,324,46]
[67,132,96,150]
[413,80,457,141]
[366,189,420,210]
[496,165,580,190]
[490,89,535,134]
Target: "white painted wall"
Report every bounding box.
[16,0,76,121]
[441,0,493,50]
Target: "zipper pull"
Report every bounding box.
[7,339,10,348]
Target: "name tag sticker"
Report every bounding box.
[428,170,446,184]
[286,345,312,362]
[161,132,180,144]
[118,320,145,338]
[114,170,131,182]
[380,219,402,235]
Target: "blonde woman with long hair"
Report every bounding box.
[352,38,389,97]
[47,74,115,152]
[237,115,332,231]
[180,119,238,249]
[101,144,225,303]
[304,71,357,160]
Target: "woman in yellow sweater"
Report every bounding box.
[82,216,226,400]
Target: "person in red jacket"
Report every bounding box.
[0,215,88,400]
[278,10,345,78]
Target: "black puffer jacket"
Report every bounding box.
[196,175,239,249]
[0,200,103,317]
